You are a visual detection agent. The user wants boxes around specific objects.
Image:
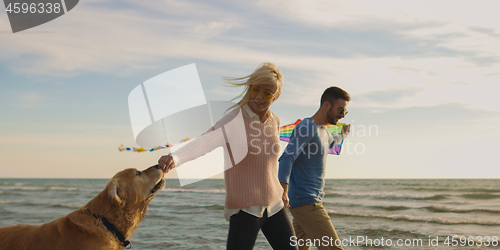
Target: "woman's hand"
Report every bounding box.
[280,182,290,208]
[282,192,290,208]
[158,154,175,173]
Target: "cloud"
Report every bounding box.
[267,55,500,112]
[0,0,483,76]
[257,0,500,66]
[469,26,500,38]
[356,102,500,127]
[1,0,500,114]
[258,0,500,30]
[360,87,425,104]
[8,92,46,108]
[327,103,500,178]
[0,0,248,75]
[193,21,236,40]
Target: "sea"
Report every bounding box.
[1,179,499,250]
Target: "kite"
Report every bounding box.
[118,144,173,153]
[279,119,346,155]
[119,120,346,154]
[118,138,190,153]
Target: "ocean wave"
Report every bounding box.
[324,193,343,198]
[0,186,79,192]
[0,186,46,191]
[48,187,79,191]
[327,210,500,226]
[25,202,44,207]
[51,203,86,209]
[0,200,15,204]
[382,182,423,187]
[404,187,450,192]
[356,228,427,238]
[12,201,85,209]
[161,188,225,194]
[408,187,500,193]
[460,188,500,193]
[171,204,225,211]
[322,201,414,212]
[143,214,180,221]
[0,207,16,215]
[327,202,500,214]
[371,205,411,211]
[0,182,25,188]
[461,193,500,200]
[203,204,225,210]
[425,205,500,214]
[330,190,499,200]
[348,192,449,200]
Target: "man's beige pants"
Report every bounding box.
[290,202,344,250]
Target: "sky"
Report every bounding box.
[1,0,499,179]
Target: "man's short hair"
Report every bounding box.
[320,86,351,106]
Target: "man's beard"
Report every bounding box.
[327,109,337,125]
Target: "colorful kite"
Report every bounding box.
[118,144,173,153]
[120,120,346,154]
[279,119,346,155]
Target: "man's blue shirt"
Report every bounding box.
[278,118,342,207]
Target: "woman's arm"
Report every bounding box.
[158,108,241,171]
[158,127,226,172]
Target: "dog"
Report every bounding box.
[0,165,165,250]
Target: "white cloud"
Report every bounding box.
[8,92,45,108]
[258,0,500,66]
[272,56,500,112]
[256,0,357,26]
[1,0,500,113]
[259,0,500,30]
[0,1,246,75]
[193,21,236,40]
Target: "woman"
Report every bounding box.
[158,62,297,250]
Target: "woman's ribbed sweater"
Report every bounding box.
[172,108,283,209]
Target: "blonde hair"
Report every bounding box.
[224,62,283,111]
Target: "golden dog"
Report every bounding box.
[0,165,165,250]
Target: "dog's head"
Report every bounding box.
[87,165,165,237]
[107,164,165,209]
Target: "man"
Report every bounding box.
[278,86,350,250]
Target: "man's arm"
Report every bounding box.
[278,121,315,207]
[342,124,351,138]
[329,124,351,149]
[278,122,314,183]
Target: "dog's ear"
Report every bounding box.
[108,179,123,204]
